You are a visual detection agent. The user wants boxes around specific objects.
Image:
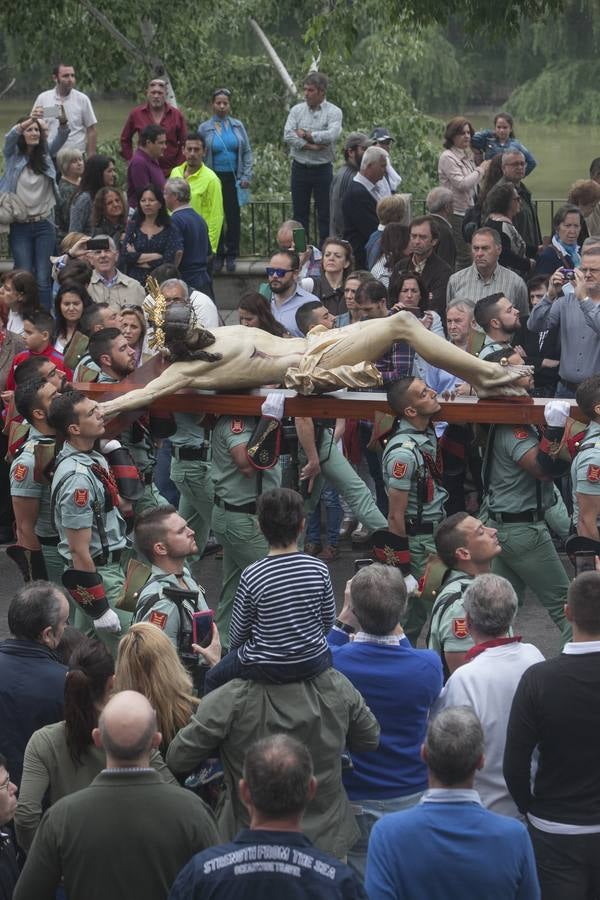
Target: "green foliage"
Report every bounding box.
[396,27,468,113]
[508,61,600,124]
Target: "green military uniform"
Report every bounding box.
[482,424,571,643]
[73,353,100,382]
[133,564,209,687]
[427,569,475,679]
[211,415,281,647]
[571,420,600,531]
[98,372,165,515]
[170,413,214,558]
[9,426,63,585]
[478,336,510,361]
[51,442,129,654]
[382,419,448,644]
[301,427,387,534]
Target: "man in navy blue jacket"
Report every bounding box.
[164,177,211,294]
[328,563,443,876]
[169,734,366,900]
[0,582,69,787]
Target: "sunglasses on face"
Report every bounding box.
[213,88,231,98]
[266,267,292,278]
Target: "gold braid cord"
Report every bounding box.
[144,277,167,351]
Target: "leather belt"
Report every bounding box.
[489,510,544,523]
[93,548,124,566]
[406,520,440,536]
[171,445,210,462]
[142,471,154,485]
[213,495,256,515]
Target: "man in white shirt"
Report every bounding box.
[283,72,343,246]
[33,63,97,155]
[435,573,543,816]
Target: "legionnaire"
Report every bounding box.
[381,376,448,644]
[210,404,282,648]
[474,293,520,361]
[170,412,214,559]
[572,375,600,540]
[87,328,166,514]
[72,303,124,382]
[48,390,127,652]
[8,378,61,583]
[427,512,501,680]
[132,506,209,686]
[481,352,572,643]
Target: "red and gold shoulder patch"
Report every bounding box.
[73,488,89,507]
[13,463,28,482]
[231,417,244,434]
[149,610,168,630]
[513,428,529,440]
[393,461,408,479]
[452,618,469,639]
[587,464,600,484]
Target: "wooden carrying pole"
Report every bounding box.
[80,382,586,427]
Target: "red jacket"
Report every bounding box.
[120,103,188,176]
[7,346,72,392]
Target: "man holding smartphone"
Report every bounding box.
[33,63,97,155]
[133,506,210,680]
[571,376,600,542]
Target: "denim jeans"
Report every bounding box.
[348,791,424,880]
[306,482,343,546]
[204,646,332,694]
[555,380,576,399]
[10,219,57,310]
[152,440,180,507]
[291,161,332,246]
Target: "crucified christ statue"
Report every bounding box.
[98,299,531,420]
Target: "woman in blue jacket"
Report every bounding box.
[198,88,253,273]
[1,110,69,309]
[472,112,537,176]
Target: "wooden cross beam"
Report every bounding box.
[80,381,586,427]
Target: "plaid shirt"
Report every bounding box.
[376,314,415,382]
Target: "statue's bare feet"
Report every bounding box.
[472,362,534,398]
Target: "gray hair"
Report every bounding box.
[472,226,502,248]
[350,563,407,635]
[582,237,600,255]
[304,71,328,92]
[426,186,453,214]
[164,177,191,204]
[360,145,387,172]
[426,707,484,786]
[446,296,476,316]
[462,573,518,637]
[56,146,83,176]
[243,734,313,817]
[160,278,189,301]
[7,581,66,641]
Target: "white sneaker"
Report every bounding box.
[351,523,372,543]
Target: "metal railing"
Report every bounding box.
[0,199,567,263]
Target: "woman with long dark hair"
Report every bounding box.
[14,638,173,852]
[53,282,94,367]
[370,223,410,287]
[238,291,287,337]
[91,185,128,249]
[484,182,531,277]
[123,184,182,285]
[1,110,69,309]
[69,154,117,235]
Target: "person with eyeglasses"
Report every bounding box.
[120,78,188,177]
[0,753,18,900]
[528,242,600,398]
[267,249,319,337]
[198,88,253,273]
[498,150,542,258]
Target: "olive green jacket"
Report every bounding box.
[166,669,380,858]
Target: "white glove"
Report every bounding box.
[544,399,570,428]
[99,439,122,453]
[404,574,419,595]
[261,392,285,421]
[94,608,122,634]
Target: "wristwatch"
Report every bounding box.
[335,618,355,634]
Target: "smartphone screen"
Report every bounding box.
[192,610,214,647]
[354,559,372,573]
[86,238,110,251]
[292,227,307,253]
[575,551,596,575]
[42,105,61,118]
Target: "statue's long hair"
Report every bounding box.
[163,301,223,363]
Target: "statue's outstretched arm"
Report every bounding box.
[99,366,193,418]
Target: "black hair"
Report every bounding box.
[88,327,122,366]
[295,301,325,336]
[24,309,54,336]
[47,389,86,437]
[77,155,114,201]
[65,639,114,766]
[14,377,49,422]
[257,488,304,547]
[54,282,94,341]
[473,293,506,330]
[135,183,171,228]
[387,376,417,416]
[140,124,166,145]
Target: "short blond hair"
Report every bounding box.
[56,146,83,176]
